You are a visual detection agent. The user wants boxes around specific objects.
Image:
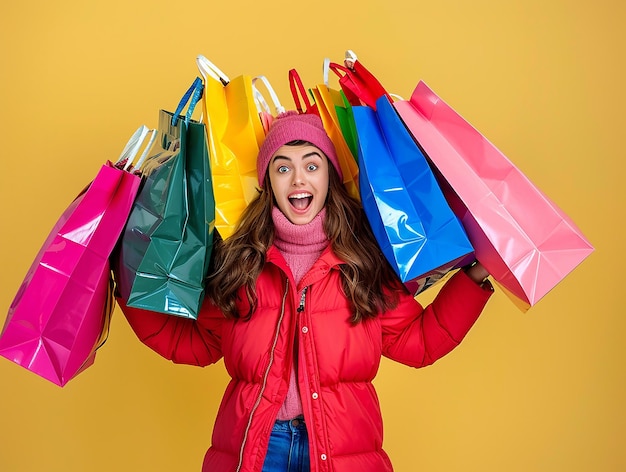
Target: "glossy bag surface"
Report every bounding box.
[114,79,215,319]
[394,81,594,308]
[201,69,264,239]
[354,95,474,294]
[0,162,136,386]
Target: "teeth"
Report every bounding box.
[290,193,312,199]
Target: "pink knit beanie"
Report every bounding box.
[257,111,342,187]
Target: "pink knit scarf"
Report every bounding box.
[271,206,329,286]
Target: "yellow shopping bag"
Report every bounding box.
[197,55,266,239]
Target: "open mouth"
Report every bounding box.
[288,192,313,211]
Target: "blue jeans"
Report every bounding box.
[261,417,310,472]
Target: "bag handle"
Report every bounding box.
[327,50,390,109]
[323,57,332,87]
[325,49,359,77]
[171,77,204,126]
[196,54,230,85]
[327,61,351,81]
[116,125,149,166]
[343,50,402,101]
[133,128,158,170]
[288,68,317,115]
[116,125,157,171]
[252,75,286,115]
[253,86,271,114]
[326,49,358,82]
[326,61,361,106]
[325,56,385,100]
[323,55,356,88]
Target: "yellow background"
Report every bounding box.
[0,0,622,471]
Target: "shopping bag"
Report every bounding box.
[322,56,379,159]
[289,67,360,200]
[394,81,594,309]
[113,77,215,319]
[327,50,391,110]
[335,90,359,160]
[0,125,153,386]
[197,55,265,239]
[353,95,474,294]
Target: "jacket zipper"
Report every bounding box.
[236,278,290,472]
[297,286,308,312]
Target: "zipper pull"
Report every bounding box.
[297,287,308,313]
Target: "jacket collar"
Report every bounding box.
[267,245,343,287]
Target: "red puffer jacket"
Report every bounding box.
[118,246,492,472]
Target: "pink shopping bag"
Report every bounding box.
[394,81,594,310]
[0,126,152,385]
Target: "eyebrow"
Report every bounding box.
[271,151,323,163]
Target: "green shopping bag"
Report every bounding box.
[113,78,215,319]
[336,90,359,161]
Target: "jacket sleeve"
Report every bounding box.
[381,270,493,368]
[116,296,225,367]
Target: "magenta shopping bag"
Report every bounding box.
[394,81,594,310]
[0,126,153,386]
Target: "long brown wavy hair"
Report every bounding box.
[206,143,401,323]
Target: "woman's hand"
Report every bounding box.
[464,261,490,286]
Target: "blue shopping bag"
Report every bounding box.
[354,95,474,294]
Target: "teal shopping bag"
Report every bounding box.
[113,78,215,319]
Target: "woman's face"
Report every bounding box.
[268,143,330,225]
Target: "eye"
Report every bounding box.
[277,165,290,174]
[307,163,318,171]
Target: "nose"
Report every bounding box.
[292,168,306,186]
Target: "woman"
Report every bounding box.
[117,111,493,472]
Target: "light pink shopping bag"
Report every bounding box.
[0,127,151,385]
[394,81,594,310]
